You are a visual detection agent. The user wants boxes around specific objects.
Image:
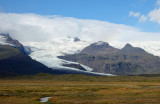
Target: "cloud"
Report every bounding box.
[0,13,160,42]
[156,0,160,6]
[129,11,148,22]
[139,15,147,22]
[147,0,160,24]
[128,11,148,22]
[129,11,140,17]
[148,8,160,24]
[129,1,160,24]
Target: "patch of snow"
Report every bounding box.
[0,35,14,46]
[88,71,114,76]
[80,64,93,71]
[96,41,105,45]
[62,60,94,71]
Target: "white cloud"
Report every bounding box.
[148,8,160,24]
[129,11,148,22]
[0,13,160,42]
[129,11,140,17]
[139,15,147,22]
[156,0,160,6]
[129,1,160,24]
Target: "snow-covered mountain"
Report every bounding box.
[0,34,15,46]
[0,33,26,53]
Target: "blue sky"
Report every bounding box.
[0,0,160,42]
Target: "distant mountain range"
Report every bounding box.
[1,33,160,76]
[59,41,160,75]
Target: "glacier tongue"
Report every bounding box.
[22,37,91,69]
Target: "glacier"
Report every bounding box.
[23,37,91,69]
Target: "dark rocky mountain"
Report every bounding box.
[74,37,80,42]
[58,41,160,75]
[120,43,148,54]
[0,33,25,53]
[81,41,119,55]
[0,44,54,76]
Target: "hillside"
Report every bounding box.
[0,44,55,76]
[0,33,55,76]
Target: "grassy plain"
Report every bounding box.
[0,73,160,104]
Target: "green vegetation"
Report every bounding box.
[0,73,160,104]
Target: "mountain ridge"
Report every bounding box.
[59,41,160,75]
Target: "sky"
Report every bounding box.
[0,0,160,42]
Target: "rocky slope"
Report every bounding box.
[0,33,25,53]
[0,44,54,76]
[59,41,160,75]
[82,41,119,55]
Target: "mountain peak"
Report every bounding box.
[74,37,80,42]
[0,33,13,46]
[95,41,109,46]
[82,41,118,55]
[124,43,132,48]
[125,43,132,47]
[0,33,25,53]
[121,43,147,54]
[91,41,110,48]
[0,33,10,37]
